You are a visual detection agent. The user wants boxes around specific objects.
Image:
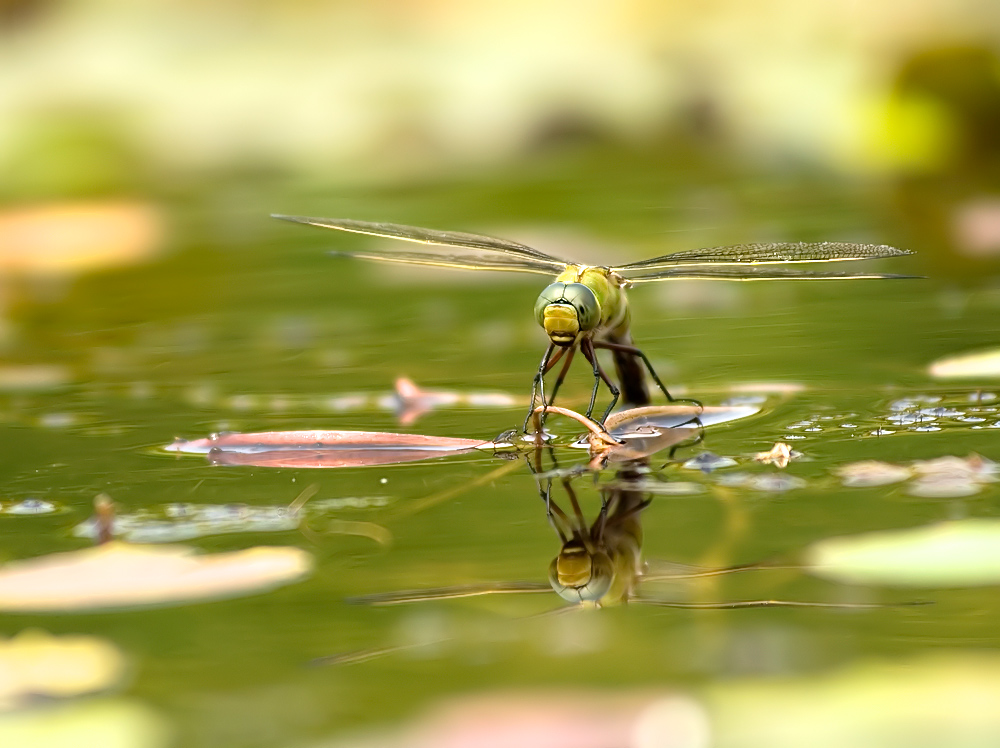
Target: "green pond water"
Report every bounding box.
[3,151,1000,746]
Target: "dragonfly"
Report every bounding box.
[273,214,915,426]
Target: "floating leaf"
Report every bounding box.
[806,520,1000,586]
[835,461,912,487]
[929,348,1000,379]
[165,430,489,468]
[0,631,126,712]
[0,542,312,612]
[605,404,761,433]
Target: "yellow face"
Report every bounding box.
[534,282,601,346]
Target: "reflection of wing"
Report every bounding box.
[622,266,919,283]
[614,242,912,272]
[273,215,569,275]
[347,582,553,606]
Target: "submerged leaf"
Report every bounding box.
[0,542,312,612]
[806,520,1000,586]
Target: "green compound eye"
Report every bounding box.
[534,282,600,330]
[534,282,568,326]
[561,283,600,331]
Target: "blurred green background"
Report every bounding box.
[3,2,1000,747]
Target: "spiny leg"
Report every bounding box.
[581,338,620,423]
[593,340,676,403]
[594,339,704,424]
[537,345,577,429]
[524,343,560,432]
[546,345,576,410]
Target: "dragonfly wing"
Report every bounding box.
[613,242,912,271]
[346,582,553,606]
[621,266,922,283]
[331,249,565,275]
[274,214,569,274]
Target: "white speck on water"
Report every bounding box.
[5,498,57,515]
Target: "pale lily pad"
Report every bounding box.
[835,461,912,488]
[806,520,1000,586]
[929,348,1000,379]
[0,631,126,712]
[0,542,312,612]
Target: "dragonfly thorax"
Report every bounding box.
[534,282,601,346]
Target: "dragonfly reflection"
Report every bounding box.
[274,215,916,425]
[348,457,867,613]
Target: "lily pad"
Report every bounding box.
[835,461,912,488]
[0,542,312,612]
[0,631,126,711]
[929,348,1000,379]
[806,520,1000,587]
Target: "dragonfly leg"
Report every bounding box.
[593,340,675,402]
[524,343,558,432]
[581,338,620,422]
[546,345,576,410]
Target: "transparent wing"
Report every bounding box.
[613,241,912,273]
[622,266,921,283]
[346,582,553,606]
[273,214,569,275]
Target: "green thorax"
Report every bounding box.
[555,265,631,337]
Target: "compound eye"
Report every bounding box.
[547,551,614,603]
[534,283,567,326]
[564,284,600,331]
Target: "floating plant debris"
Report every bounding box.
[683,452,739,472]
[753,442,801,468]
[1,499,58,515]
[73,498,392,544]
[783,391,1000,438]
[183,376,519,425]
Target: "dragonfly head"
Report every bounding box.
[534,282,600,346]
[548,539,614,603]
